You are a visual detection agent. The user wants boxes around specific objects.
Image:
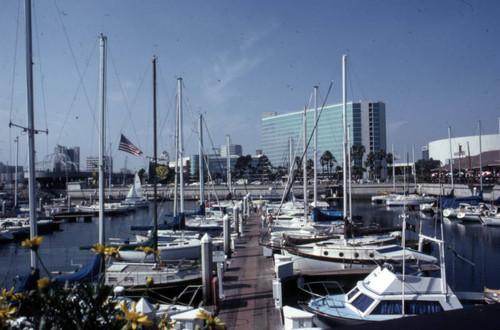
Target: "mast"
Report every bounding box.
[313,86,318,207]
[199,114,205,208]
[153,56,158,250]
[178,78,184,213]
[14,136,19,208]
[303,105,308,217]
[342,54,348,220]
[412,145,416,191]
[448,126,454,191]
[347,126,352,219]
[478,121,483,192]
[226,135,231,195]
[25,0,38,268]
[98,34,107,245]
[173,90,179,216]
[289,138,294,199]
[392,144,396,192]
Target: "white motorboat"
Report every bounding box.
[299,233,497,328]
[385,194,435,207]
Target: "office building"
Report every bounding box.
[261,101,387,177]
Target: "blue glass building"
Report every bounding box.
[261,101,386,177]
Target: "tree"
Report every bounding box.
[386,153,394,181]
[364,152,375,179]
[350,145,366,180]
[255,155,273,182]
[415,158,441,182]
[375,149,386,180]
[320,150,336,180]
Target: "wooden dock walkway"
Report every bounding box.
[217,212,283,329]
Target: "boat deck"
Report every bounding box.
[217,212,282,329]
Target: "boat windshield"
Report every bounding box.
[347,287,359,301]
[371,300,443,315]
[351,293,374,313]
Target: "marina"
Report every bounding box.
[2,195,500,328]
[2,1,500,328]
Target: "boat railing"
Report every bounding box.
[297,279,346,298]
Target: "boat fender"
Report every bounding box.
[211,277,220,309]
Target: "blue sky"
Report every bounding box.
[1,0,499,172]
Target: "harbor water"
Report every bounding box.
[1,199,500,296]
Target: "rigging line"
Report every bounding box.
[9,0,22,166]
[52,0,99,132]
[108,46,139,146]
[157,62,176,151]
[280,81,334,206]
[32,0,50,156]
[180,81,199,154]
[56,40,98,144]
[347,59,367,101]
[202,118,233,197]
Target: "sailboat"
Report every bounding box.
[104,58,201,290]
[120,173,149,209]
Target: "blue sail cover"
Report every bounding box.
[311,207,344,222]
[55,254,104,285]
[13,268,39,294]
[163,204,205,217]
[439,194,484,209]
[131,213,186,231]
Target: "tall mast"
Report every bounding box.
[25,0,38,268]
[173,91,179,216]
[226,135,231,194]
[302,105,308,217]
[178,78,184,213]
[342,54,348,220]
[412,145,417,191]
[313,86,318,207]
[448,126,454,191]
[199,114,205,207]
[392,144,396,192]
[14,136,19,208]
[98,34,107,245]
[289,138,294,199]
[478,121,483,192]
[153,56,158,250]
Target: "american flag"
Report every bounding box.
[118,134,143,156]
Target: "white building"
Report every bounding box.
[428,119,500,166]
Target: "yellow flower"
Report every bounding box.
[91,243,107,255]
[196,309,225,329]
[37,278,50,291]
[0,303,18,327]
[135,246,161,257]
[117,301,154,329]
[104,246,122,260]
[0,287,14,302]
[21,236,44,251]
[158,312,176,329]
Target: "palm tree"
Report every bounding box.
[364,152,375,180]
[320,150,335,180]
[376,149,386,180]
[350,145,366,180]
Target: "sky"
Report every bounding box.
[1,0,499,172]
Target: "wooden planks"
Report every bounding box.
[217,212,282,329]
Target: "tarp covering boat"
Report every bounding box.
[55,254,104,284]
[311,207,344,222]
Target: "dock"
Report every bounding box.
[217,212,282,329]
